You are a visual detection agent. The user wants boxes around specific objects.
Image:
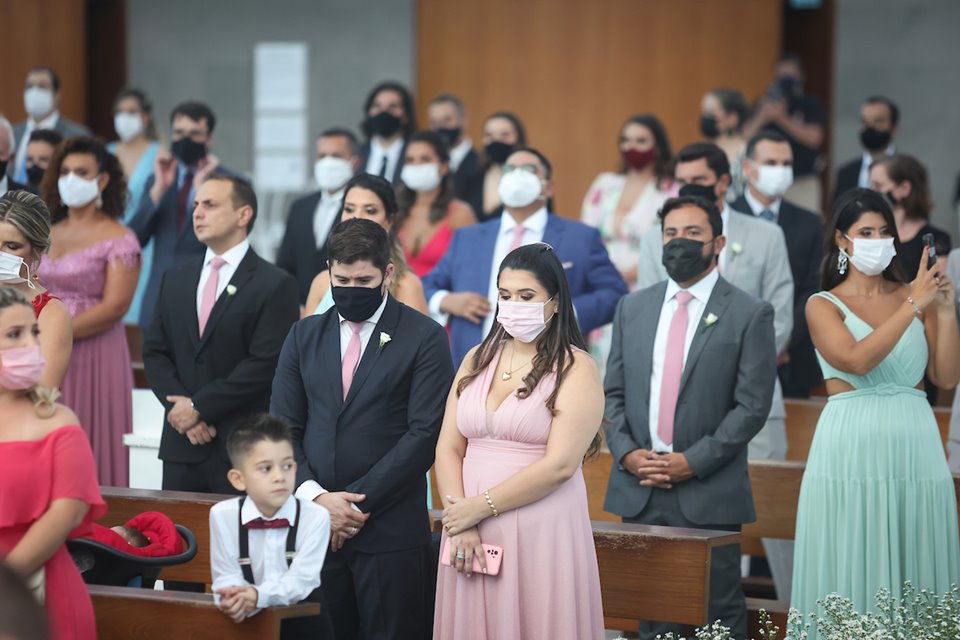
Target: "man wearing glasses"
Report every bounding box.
[423,146,628,367]
[130,101,240,328]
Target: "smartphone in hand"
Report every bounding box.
[922,233,937,271]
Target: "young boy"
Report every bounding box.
[209,414,331,637]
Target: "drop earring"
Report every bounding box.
[838,248,848,275]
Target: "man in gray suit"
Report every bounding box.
[606,195,777,639]
[9,67,90,183]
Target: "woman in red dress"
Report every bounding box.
[0,286,105,640]
[0,191,72,390]
[396,131,476,278]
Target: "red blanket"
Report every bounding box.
[85,511,184,557]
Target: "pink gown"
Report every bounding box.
[0,426,107,640]
[433,344,605,640]
[39,232,141,487]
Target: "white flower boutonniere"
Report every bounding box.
[226,284,237,296]
[704,313,719,327]
[730,243,743,256]
[379,332,392,349]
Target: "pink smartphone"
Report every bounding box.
[441,538,503,576]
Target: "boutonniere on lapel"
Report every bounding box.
[226,284,237,296]
[378,332,392,352]
[730,243,743,256]
[704,313,719,327]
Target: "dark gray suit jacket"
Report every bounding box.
[602,277,777,526]
[9,116,91,180]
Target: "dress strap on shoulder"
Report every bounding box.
[814,291,852,316]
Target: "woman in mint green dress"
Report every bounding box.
[792,188,960,632]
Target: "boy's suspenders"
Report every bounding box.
[237,496,302,585]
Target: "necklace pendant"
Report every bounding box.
[501,371,512,381]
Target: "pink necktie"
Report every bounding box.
[341,321,364,399]
[198,257,226,336]
[657,291,693,446]
[508,225,526,252]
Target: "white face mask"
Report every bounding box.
[752,165,794,198]
[498,170,544,209]
[842,235,897,276]
[400,163,441,192]
[58,173,101,208]
[114,112,143,142]
[23,87,54,119]
[0,251,35,289]
[314,157,354,192]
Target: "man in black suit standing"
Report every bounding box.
[277,127,360,305]
[272,218,453,640]
[428,93,481,206]
[733,130,822,400]
[129,101,237,329]
[833,96,899,205]
[143,173,299,493]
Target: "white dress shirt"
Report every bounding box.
[426,207,549,333]
[13,111,59,179]
[744,189,782,222]
[858,146,895,189]
[313,188,344,249]
[364,138,404,183]
[0,176,8,197]
[210,495,331,612]
[648,269,720,453]
[196,239,250,316]
[449,138,473,173]
[295,292,388,503]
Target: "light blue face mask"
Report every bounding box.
[0,250,35,289]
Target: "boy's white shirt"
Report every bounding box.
[209,494,331,614]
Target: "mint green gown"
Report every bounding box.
[791,291,960,631]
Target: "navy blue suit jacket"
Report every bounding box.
[422,213,628,367]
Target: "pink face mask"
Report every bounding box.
[497,299,554,343]
[0,345,45,390]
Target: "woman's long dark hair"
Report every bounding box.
[821,188,909,290]
[41,136,127,223]
[456,243,601,457]
[396,131,455,231]
[338,172,410,287]
[617,113,673,184]
[361,81,417,139]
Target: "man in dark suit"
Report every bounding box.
[833,96,899,206]
[428,93,481,206]
[272,218,453,640]
[277,127,360,305]
[143,173,299,494]
[129,101,237,328]
[604,196,777,639]
[734,129,822,399]
[357,81,415,186]
[422,146,628,367]
[9,66,90,183]
[0,116,31,195]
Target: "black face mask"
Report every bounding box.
[484,141,514,165]
[435,127,462,149]
[860,127,892,152]
[331,281,385,323]
[882,190,898,208]
[171,137,207,167]
[365,112,403,139]
[662,237,714,283]
[678,183,718,203]
[26,165,45,187]
[0,159,7,181]
[776,75,798,98]
[699,115,720,139]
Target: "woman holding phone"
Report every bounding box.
[433,243,605,639]
[791,189,960,636]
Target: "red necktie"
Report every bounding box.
[244,517,290,530]
[658,291,693,446]
[176,170,194,233]
[341,321,364,399]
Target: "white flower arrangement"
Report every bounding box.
[704,313,719,327]
[379,332,392,349]
[226,284,237,296]
[730,242,743,256]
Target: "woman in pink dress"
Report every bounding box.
[0,287,106,640]
[39,136,140,487]
[396,131,476,278]
[434,243,605,639]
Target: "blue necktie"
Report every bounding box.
[760,208,776,222]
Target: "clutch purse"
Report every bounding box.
[26,567,45,604]
[441,538,503,576]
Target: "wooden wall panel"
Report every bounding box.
[0,0,87,129]
[417,0,782,218]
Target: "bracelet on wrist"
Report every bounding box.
[906,296,922,317]
[483,490,500,517]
